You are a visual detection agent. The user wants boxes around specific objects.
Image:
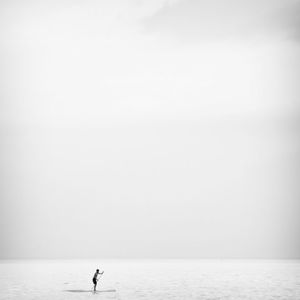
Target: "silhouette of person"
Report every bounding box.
[92,269,104,292]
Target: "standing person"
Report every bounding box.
[92,269,104,292]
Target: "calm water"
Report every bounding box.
[1,260,300,300]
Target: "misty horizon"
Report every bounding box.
[1,0,300,260]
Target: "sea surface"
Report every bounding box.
[1,259,300,299]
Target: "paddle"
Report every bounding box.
[97,271,104,282]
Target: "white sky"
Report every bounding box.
[0,0,300,259]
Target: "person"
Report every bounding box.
[92,269,104,292]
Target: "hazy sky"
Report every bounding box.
[1,0,300,259]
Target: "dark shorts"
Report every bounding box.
[93,278,97,285]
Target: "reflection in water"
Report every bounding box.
[64,289,116,293]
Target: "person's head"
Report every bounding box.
[96,269,99,273]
